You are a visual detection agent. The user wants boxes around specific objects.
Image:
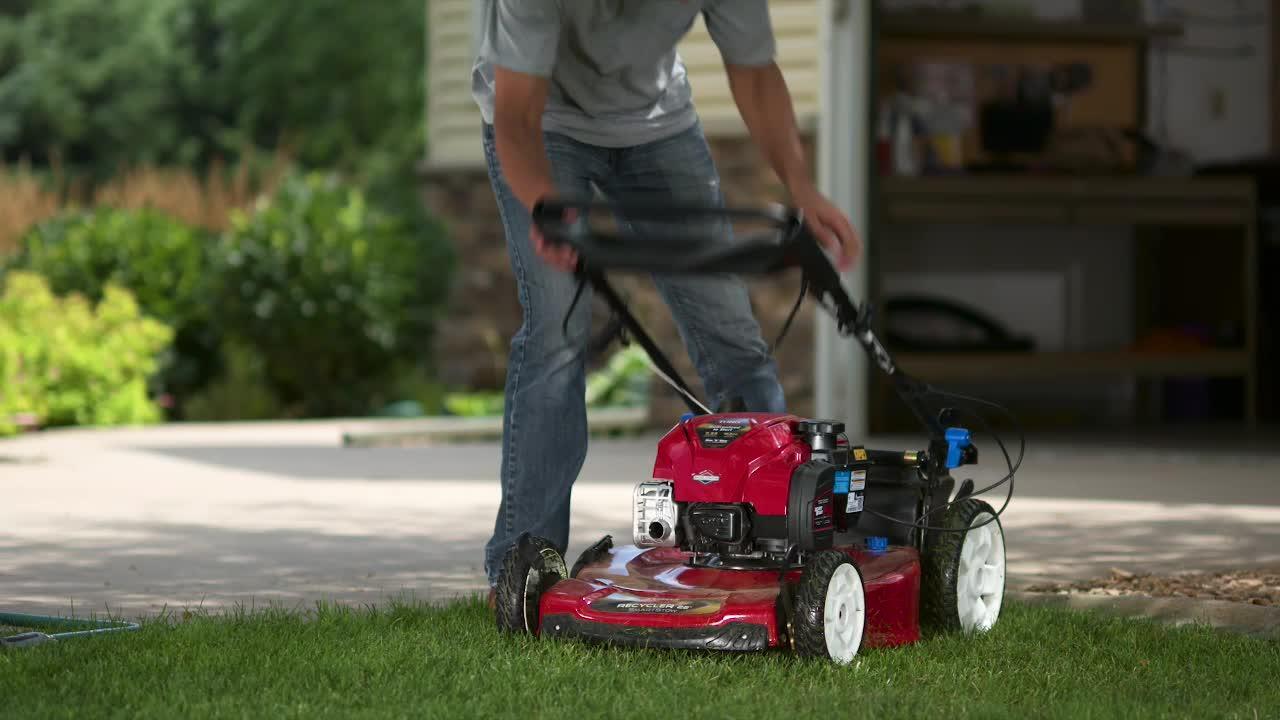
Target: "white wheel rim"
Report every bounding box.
[957,511,1005,632]
[823,563,865,664]
[522,567,542,633]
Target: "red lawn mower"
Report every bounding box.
[494,200,1021,664]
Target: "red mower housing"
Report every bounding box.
[495,411,1008,664]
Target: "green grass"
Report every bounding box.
[2,599,1277,719]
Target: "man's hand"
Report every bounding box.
[530,202,579,272]
[792,186,861,271]
[724,60,862,271]
[493,66,578,272]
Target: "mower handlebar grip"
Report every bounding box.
[529,198,808,275]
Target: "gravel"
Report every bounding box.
[1027,567,1280,607]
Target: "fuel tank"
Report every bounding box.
[651,413,811,516]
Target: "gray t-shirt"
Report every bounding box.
[471,0,776,148]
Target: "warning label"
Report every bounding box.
[847,493,864,513]
[696,418,754,448]
[813,495,833,530]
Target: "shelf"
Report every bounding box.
[877,175,1257,227]
[879,12,1184,43]
[891,350,1250,383]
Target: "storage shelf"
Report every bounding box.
[878,176,1257,228]
[893,350,1250,383]
[879,13,1184,43]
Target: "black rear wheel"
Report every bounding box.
[494,535,568,635]
[921,498,1006,633]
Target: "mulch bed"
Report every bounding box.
[1027,567,1280,607]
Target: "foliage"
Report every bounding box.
[442,390,506,418]
[5,207,218,404]
[163,0,426,179]
[0,0,184,173]
[0,161,62,257]
[442,347,653,418]
[0,151,290,258]
[89,148,293,231]
[585,345,651,408]
[180,339,283,422]
[212,171,452,418]
[0,0,426,182]
[0,271,172,436]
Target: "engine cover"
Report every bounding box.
[785,460,836,551]
[651,413,842,554]
[652,413,809,515]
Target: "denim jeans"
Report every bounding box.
[481,120,786,586]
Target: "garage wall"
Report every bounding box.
[423,0,821,170]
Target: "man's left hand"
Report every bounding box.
[793,187,861,271]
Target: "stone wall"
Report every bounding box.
[420,132,820,425]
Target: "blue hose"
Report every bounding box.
[0,611,139,647]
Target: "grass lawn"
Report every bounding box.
[2,598,1277,719]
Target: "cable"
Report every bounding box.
[861,384,1024,534]
[771,273,809,353]
[643,356,713,416]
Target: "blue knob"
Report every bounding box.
[867,536,888,553]
[944,427,971,469]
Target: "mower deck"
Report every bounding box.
[539,544,922,652]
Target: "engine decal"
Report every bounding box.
[692,471,720,485]
[593,592,723,615]
[695,418,754,448]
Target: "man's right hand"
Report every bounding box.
[530,201,579,272]
[493,66,578,273]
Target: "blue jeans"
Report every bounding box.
[481,121,786,586]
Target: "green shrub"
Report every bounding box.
[5,207,219,406]
[0,271,173,436]
[179,339,283,422]
[441,347,653,418]
[213,171,452,418]
[1,0,425,183]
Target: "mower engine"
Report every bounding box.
[634,414,868,567]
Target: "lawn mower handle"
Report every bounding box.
[531,198,949,443]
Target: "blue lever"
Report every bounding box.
[944,427,971,469]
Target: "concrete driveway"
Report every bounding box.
[2,420,1278,618]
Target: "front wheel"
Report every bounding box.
[494,534,568,635]
[791,550,867,664]
[921,498,1006,633]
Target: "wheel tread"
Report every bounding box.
[921,498,1001,633]
[791,550,857,659]
[494,535,564,634]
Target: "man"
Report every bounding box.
[472,1,860,601]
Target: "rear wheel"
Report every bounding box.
[922,498,1006,633]
[791,550,866,664]
[495,535,568,635]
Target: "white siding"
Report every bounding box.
[424,0,821,169]
[426,0,484,169]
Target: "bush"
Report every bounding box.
[5,207,219,405]
[180,338,283,422]
[0,271,173,436]
[1,0,425,183]
[213,171,452,418]
[0,0,184,173]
